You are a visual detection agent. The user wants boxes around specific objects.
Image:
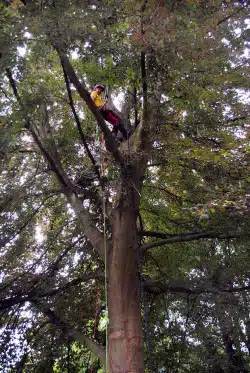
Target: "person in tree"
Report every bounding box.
[90,84,129,140]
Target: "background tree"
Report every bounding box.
[0,0,249,372]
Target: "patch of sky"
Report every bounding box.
[58,264,70,278]
[66,204,76,217]
[17,45,27,57]
[35,225,44,244]
[73,252,81,266]
[222,38,230,46]
[160,94,169,103]
[112,91,124,111]
[235,88,250,104]
[78,109,86,120]
[83,199,90,208]
[34,264,44,274]
[20,171,31,186]
[71,49,79,60]
[24,31,32,39]
[188,268,206,280]
[234,27,242,37]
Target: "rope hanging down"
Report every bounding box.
[89,131,108,372]
[90,287,100,373]
[101,132,109,373]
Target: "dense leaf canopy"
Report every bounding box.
[0,0,249,372]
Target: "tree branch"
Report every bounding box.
[227,115,249,123]
[5,68,22,104]
[0,295,31,311]
[217,3,249,26]
[36,302,106,365]
[56,49,121,163]
[0,196,52,249]
[47,236,86,276]
[41,272,104,298]
[65,193,110,259]
[138,230,177,239]
[6,68,109,260]
[0,272,104,311]
[140,231,250,253]
[139,229,244,240]
[29,126,74,190]
[144,279,250,296]
[60,60,100,179]
[6,68,74,191]
[143,184,187,203]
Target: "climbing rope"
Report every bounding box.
[124,90,129,149]
[89,129,109,372]
[101,132,109,373]
[90,287,100,373]
[103,187,108,373]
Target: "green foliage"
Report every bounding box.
[0,0,249,372]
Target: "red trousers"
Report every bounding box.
[100,108,119,127]
[100,108,128,139]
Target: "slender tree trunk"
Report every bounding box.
[108,203,144,373]
[216,297,249,373]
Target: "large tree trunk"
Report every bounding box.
[108,181,144,372]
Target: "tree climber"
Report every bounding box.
[90,84,129,140]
